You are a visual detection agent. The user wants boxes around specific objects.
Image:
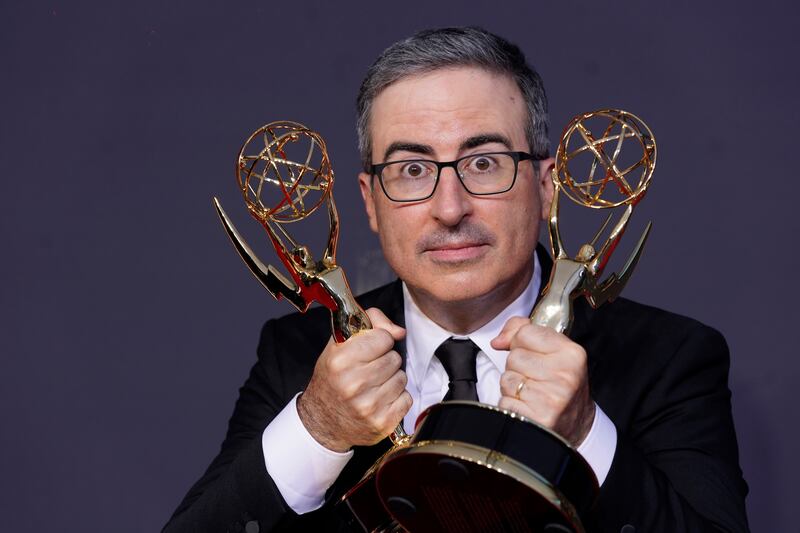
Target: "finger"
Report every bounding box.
[498,395,536,421]
[505,347,546,381]
[511,331,588,383]
[509,323,567,353]
[506,349,587,392]
[343,327,398,363]
[499,395,560,432]
[365,307,406,341]
[490,316,531,350]
[499,369,525,398]
[386,390,413,430]
[375,368,408,404]
[362,350,403,386]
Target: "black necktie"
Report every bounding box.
[435,337,480,401]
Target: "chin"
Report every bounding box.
[411,270,503,304]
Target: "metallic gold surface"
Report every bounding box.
[514,380,526,400]
[237,121,332,223]
[213,121,407,443]
[376,401,595,533]
[214,122,370,341]
[554,109,655,209]
[531,109,656,334]
[379,440,584,533]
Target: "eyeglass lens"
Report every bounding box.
[380,153,518,201]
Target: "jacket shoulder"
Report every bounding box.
[577,296,731,386]
[582,296,726,345]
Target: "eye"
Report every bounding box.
[465,155,498,173]
[475,157,491,171]
[399,161,434,179]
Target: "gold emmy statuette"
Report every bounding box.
[531,108,655,333]
[373,109,657,533]
[213,121,371,343]
[213,121,408,533]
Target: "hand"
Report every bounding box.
[491,317,595,447]
[297,307,411,452]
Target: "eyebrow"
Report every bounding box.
[381,133,515,163]
[460,133,513,151]
[383,142,434,162]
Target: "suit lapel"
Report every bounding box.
[363,279,405,327]
[534,243,553,309]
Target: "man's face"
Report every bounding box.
[359,67,554,317]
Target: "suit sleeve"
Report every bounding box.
[162,319,306,533]
[587,325,750,533]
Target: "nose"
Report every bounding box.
[428,167,473,227]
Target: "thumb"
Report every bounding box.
[491,316,530,350]
[365,307,406,341]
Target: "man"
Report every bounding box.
[164,27,749,532]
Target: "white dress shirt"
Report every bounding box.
[262,255,617,514]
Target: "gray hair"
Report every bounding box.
[356,27,549,172]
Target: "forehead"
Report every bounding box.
[369,66,528,159]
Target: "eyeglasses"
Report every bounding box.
[370,151,544,202]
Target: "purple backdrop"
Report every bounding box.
[1,1,797,531]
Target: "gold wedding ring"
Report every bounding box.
[515,380,526,400]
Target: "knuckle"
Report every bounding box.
[357,330,393,359]
[326,353,347,375]
[557,367,581,389]
[373,328,395,349]
[352,397,373,418]
[375,411,391,431]
[403,391,413,408]
[397,391,413,412]
[517,324,538,343]
[368,414,386,434]
[566,371,583,390]
[341,381,361,400]
[571,346,587,364]
[350,334,373,357]
[391,350,403,368]
[557,375,575,392]
[381,351,402,371]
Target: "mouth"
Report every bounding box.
[423,242,490,263]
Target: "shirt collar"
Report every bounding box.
[402,254,542,387]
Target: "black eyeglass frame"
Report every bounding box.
[370,151,545,203]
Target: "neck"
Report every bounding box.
[406,262,535,335]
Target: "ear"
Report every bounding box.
[358,172,379,233]
[536,157,556,220]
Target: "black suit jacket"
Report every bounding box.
[164,249,749,533]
